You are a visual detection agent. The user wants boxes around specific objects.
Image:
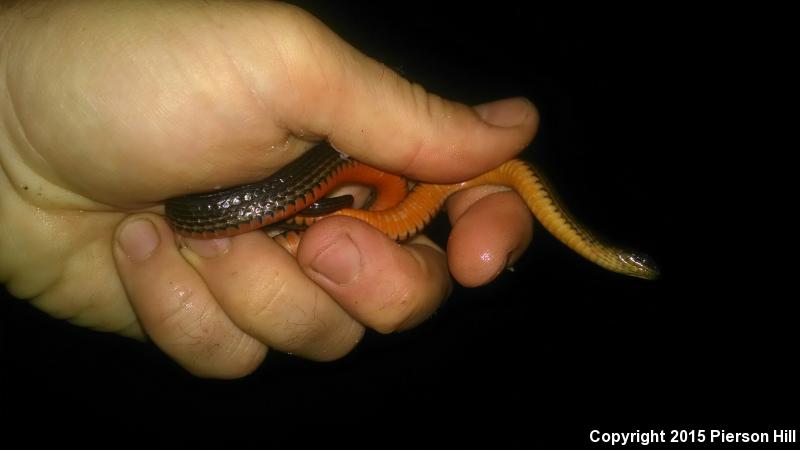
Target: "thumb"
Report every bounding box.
[266,6,539,182]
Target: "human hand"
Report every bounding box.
[0,1,538,377]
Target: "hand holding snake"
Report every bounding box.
[0,1,542,377]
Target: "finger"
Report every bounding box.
[113,214,266,378]
[178,230,364,361]
[446,188,534,287]
[296,217,451,334]
[261,5,539,182]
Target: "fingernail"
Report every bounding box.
[118,219,160,262]
[473,97,532,128]
[180,236,231,258]
[505,251,517,273]
[309,234,362,285]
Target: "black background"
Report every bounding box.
[1,2,793,448]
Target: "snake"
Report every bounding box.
[165,143,659,279]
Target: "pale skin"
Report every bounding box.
[0,1,538,378]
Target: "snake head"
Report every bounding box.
[615,250,660,280]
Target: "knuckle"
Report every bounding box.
[242,271,289,324]
[151,281,216,343]
[188,335,267,379]
[149,283,267,378]
[238,271,332,352]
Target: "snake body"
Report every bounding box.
[165,143,658,279]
